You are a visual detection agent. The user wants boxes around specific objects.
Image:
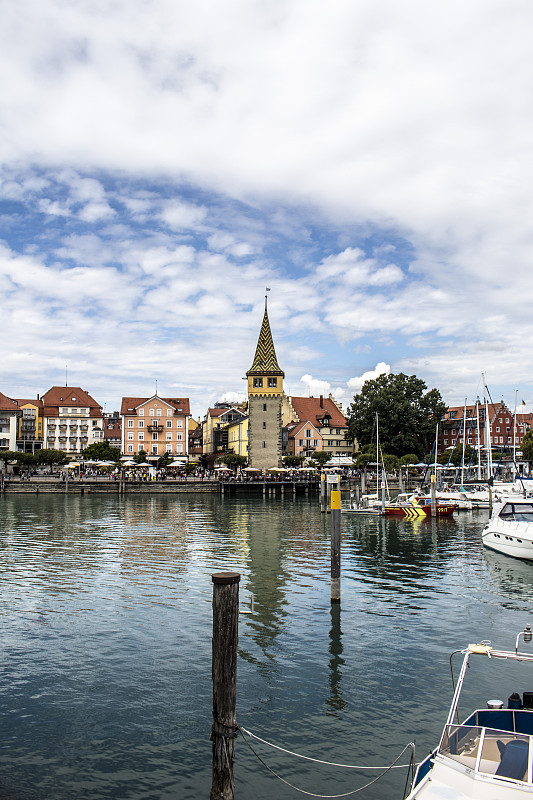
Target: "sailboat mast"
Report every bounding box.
[482,373,492,481]
[461,398,467,487]
[476,399,481,480]
[513,389,518,474]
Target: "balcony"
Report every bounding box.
[147,424,164,433]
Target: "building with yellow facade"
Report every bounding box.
[246,299,284,469]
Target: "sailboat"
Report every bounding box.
[341,414,387,514]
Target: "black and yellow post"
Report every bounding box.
[331,489,341,602]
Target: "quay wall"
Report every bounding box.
[0,479,219,494]
[0,479,322,495]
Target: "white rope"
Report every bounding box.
[238,728,416,798]
[239,726,415,770]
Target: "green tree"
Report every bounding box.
[134,450,147,464]
[437,445,474,468]
[0,451,25,469]
[36,449,69,472]
[311,451,333,467]
[157,451,171,468]
[82,441,121,462]
[382,453,400,472]
[522,430,533,463]
[283,455,305,468]
[346,373,447,459]
[400,453,419,466]
[218,453,248,471]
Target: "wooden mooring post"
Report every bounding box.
[331,488,341,602]
[211,571,240,800]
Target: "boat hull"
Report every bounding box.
[383,503,457,518]
[482,500,533,561]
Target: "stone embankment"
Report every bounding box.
[0,478,219,494]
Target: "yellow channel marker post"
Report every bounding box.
[331,488,341,602]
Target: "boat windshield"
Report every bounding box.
[499,503,533,522]
[441,723,530,783]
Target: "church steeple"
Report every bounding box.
[246,298,284,396]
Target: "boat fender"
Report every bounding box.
[468,643,493,655]
[508,692,522,709]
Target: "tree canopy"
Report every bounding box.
[283,455,305,468]
[82,441,121,462]
[310,451,332,467]
[522,430,533,463]
[347,373,447,459]
[218,453,248,471]
[36,449,69,471]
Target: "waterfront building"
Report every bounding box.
[103,412,122,451]
[0,391,22,452]
[202,404,247,455]
[283,420,323,458]
[120,395,191,461]
[282,394,353,458]
[41,386,104,455]
[188,418,203,461]
[246,301,284,469]
[224,414,249,457]
[438,401,532,455]
[14,398,44,453]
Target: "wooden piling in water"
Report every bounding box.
[211,571,240,800]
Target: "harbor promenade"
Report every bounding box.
[0,474,322,495]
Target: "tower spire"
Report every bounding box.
[247,302,284,377]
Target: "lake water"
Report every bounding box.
[1,493,533,800]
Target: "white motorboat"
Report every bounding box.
[482,499,533,561]
[406,626,533,799]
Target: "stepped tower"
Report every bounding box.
[246,299,284,469]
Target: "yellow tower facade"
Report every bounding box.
[246,300,284,469]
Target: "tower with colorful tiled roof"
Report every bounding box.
[246,298,284,469]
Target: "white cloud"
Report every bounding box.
[348,363,391,394]
[1,2,533,416]
[218,391,246,406]
[159,200,207,230]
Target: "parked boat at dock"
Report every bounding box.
[482,499,533,561]
[406,626,533,799]
[383,493,458,518]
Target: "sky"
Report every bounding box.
[2,0,533,421]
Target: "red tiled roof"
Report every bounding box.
[0,391,19,411]
[15,398,44,408]
[289,396,347,427]
[121,396,191,415]
[286,420,321,439]
[41,386,103,418]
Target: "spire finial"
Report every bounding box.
[265,287,270,311]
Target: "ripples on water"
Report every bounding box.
[0,495,532,799]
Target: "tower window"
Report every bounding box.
[263,421,266,429]
[267,378,277,388]
[262,441,266,448]
[253,378,263,388]
[263,404,267,411]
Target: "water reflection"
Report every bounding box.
[326,602,345,716]
[484,549,533,607]
[0,495,532,800]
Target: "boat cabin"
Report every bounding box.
[439,705,533,784]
